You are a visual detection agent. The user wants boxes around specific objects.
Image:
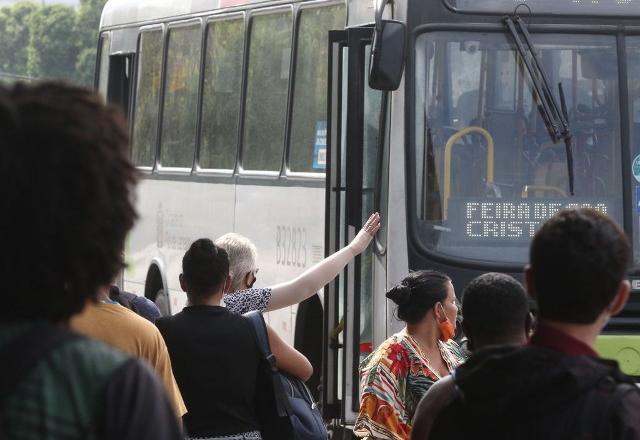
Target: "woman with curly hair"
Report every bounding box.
[354,270,467,440]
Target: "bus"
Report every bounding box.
[96,0,640,435]
[321,0,640,434]
[97,0,346,397]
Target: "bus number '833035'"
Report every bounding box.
[275,226,307,267]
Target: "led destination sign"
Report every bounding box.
[448,198,616,241]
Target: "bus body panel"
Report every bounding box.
[234,183,325,344]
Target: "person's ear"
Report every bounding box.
[179,274,187,293]
[434,302,446,322]
[525,311,535,338]
[608,280,631,316]
[461,320,474,351]
[223,275,233,293]
[243,272,253,289]
[524,265,537,300]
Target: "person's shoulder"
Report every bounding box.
[424,375,456,401]
[102,356,183,440]
[223,287,272,314]
[51,335,131,385]
[99,303,168,347]
[155,309,185,334]
[360,334,406,374]
[412,376,457,438]
[129,295,162,322]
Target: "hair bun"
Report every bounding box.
[386,284,412,305]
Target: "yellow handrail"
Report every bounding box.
[443,126,495,219]
[521,185,567,198]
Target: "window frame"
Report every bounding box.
[238,5,295,177]
[95,31,111,96]
[285,0,345,180]
[156,18,204,175]
[195,12,246,177]
[130,24,165,174]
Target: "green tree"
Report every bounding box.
[27,4,79,80]
[0,2,38,79]
[75,0,107,86]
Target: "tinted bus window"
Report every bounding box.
[242,11,292,172]
[199,18,244,170]
[289,5,344,173]
[160,24,202,168]
[131,29,162,167]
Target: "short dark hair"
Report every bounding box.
[386,270,451,324]
[462,273,528,342]
[530,209,630,324]
[182,239,229,298]
[0,82,137,323]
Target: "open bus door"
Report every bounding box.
[323,26,387,436]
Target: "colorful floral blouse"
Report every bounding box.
[354,330,467,440]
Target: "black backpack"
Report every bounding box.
[244,311,327,440]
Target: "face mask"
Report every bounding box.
[437,303,455,342]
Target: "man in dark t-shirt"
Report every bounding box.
[0,82,181,440]
[157,240,263,439]
[158,238,312,439]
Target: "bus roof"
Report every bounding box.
[100,0,298,28]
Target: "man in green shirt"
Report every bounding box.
[0,82,182,440]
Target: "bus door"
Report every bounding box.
[97,33,134,120]
[323,26,387,431]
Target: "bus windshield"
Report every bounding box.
[414,31,623,264]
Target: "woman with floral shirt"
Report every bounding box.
[354,270,467,440]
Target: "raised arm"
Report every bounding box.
[266,212,381,311]
[267,322,313,381]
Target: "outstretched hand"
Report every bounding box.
[349,212,381,255]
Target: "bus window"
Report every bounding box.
[288,4,345,173]
[199,17,244,171]
[414,32,623,264]
[131,29,162,168]
[160,24,202,169]
[97,33,110,99]
[626,37,640,265]
[241,11,292,172]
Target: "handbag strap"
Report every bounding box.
[244,311,292,417]
[0,323,80,404]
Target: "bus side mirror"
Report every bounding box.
[369,19,406,91]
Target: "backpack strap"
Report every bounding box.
[243,311,292,417]
[0,323,80,404]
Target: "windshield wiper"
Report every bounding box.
[504,15,575,196]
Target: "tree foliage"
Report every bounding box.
[0,0,106,85]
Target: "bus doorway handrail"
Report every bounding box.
[521,185,567,198]
[443,126,495,220]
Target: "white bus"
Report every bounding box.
[97,0,350,398]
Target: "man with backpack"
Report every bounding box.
[427,209,640,439]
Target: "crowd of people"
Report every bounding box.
[1,81,639,440]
